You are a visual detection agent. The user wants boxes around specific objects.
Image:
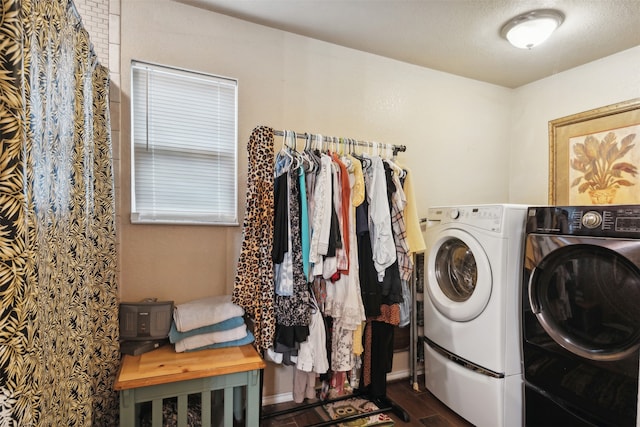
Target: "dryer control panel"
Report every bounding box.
[427,205,504,232]
[526,205,640,237]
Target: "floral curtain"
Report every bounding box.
[0,0,119,425]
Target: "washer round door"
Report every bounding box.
[526,235,640,361]
[426,228,492,321]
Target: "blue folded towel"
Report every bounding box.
[169,316,245,343]
[183,331,255,353]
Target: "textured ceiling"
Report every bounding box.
[177,0,640,88]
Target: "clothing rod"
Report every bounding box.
[273,129,407,154]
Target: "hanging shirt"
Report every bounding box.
[344,153,365,208]
[386,160,413,282]
[333,153,351,274]
[397,163,426,254]
[335,157,366,331]
[363,155,396,281]
[296,301,329,374]
[309,154,333,276]
[274,167,312,328]
[322,158,346,279]
[274,172,294,296]
[272,171,289,263]
[299,168,311,281]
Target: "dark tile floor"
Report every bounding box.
[260,375,473,427]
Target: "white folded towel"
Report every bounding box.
[173,295,244,332]
[174,324,248,353]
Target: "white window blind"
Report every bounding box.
[131,61,238,225]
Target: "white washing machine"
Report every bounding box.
[423,204,527,427]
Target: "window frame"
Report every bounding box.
[130,60,238,226]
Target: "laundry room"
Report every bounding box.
[2,0,640,425]
[118,2,640,424]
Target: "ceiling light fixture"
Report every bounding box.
[500,9,564,49]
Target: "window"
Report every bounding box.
[131,61,238,225]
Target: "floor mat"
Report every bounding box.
[321,397,395,427]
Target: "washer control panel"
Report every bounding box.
[526,205,640,237]
[427,205,504,232]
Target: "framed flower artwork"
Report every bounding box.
[549,98,640,205]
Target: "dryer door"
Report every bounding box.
[426,228,492,321]
[526,235,640,361]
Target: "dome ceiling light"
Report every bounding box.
[500,9,564,49]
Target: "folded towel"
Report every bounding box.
[181,332,255,353]
[173,295,244,332]
[174,324,248,353]
[168,316,245,343]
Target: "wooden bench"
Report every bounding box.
[114,344,265,426]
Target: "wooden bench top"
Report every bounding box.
[114,344,265,391]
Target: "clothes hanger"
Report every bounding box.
[353,141,371,169]
[385,146,405,177]
[321,134,328,153]
[339,139,353,170]
[314,133,323,155]
[287,131,302,171]
[350,138,368,169]
[275,130,294,172]
[309,134,321,170]
[384,143,406,178]
[301,133,316,173]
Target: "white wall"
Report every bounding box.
[509,46,640,205]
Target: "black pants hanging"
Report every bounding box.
[369,321,395,398]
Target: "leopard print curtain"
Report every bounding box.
[0,0,119,425]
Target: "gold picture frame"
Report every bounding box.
[549,98,640,205]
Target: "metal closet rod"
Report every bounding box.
[273,129,407,155]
